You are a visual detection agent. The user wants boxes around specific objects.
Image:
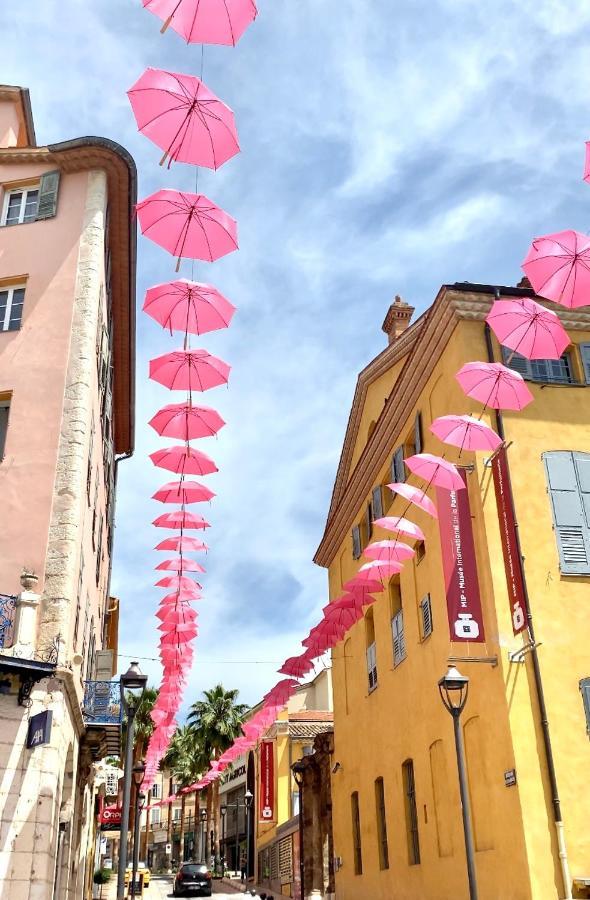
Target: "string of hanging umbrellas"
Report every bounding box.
[161,149,590,799]
[125,0,259,790]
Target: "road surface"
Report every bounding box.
[149,875,244,898]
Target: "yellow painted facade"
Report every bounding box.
[315,285,590,900]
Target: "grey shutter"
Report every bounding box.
[414,412,423,455]
[580,343,590,384]
[544,452,590,574]
[391,445,405,483]
[367,642,378,690]
[502,347,530,378]
[372,486,384,520]
[366,503,373,540]
[421,595,433,638]
[580,678,590,735]
[0,403,9,458]
[392,610,406,665]
[36,170,60,220]
[95,649,114,681]
[352,525,361,560]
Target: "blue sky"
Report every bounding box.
[3,0,590,712]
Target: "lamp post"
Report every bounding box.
[220,805,227,878]
[234,802,240,877]
[200,809,207,863]
[291,760,306,900]
[131,761,146,898]
[117,661,147,900]
[244,789,253,892]
[438,666,478,900]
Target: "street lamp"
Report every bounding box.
[131,761,145,898]
[291,760,306,900]
[220,805,227,878]
[200,809,207,863]
[117,661,147,900]
[244,789,253,892]
[438,666,478,900]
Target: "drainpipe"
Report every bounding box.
[485,318,572,899]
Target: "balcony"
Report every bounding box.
[82,680,122,759]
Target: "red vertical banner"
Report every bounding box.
[491,446,527,635]
[436,470,486,642]
[259,741,275,823]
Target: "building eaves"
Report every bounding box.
[289,722,334,740]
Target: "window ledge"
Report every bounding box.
[537,381,586,389]
[367,683,379,695]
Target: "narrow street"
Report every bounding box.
[147,875,242,898]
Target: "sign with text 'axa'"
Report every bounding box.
[26,711,52,749]
[436,472,486,642]
[259,741,275,823]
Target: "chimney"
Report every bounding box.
[381,295,414,345]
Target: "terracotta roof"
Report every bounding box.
[289,710,333,722]
[290,722,334,740]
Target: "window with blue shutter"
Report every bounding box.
[580,678,590,735]
[543,452,590,574]
[503,347,574,384]
[391,445,405,483]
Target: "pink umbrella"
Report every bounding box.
[585,142,590,184]
[278,655,315,679]
[136,190,238,266]
[158,620,198,634]
[374,515,425,542]
[153,510,210,530]
[128,68,240,169]
[155,606,197,622]
[156,558,206,573]
[343,577,384,594]
[155,535,208,552]
[160,630,197,645]
[155,577,203,593]
[323,602,363,630]
[323,595,359,613]
[522,229,590,309]
[143,279,236,336]
[364,540,415,563]
[358,560,404,581]
[149,403,225,440]
[150,349,230,392]
[486,298,569,360]
[404,454,465,491]
[455,361,533,411]
[152,480,215,504]
[264,679,299,706]
[387,482,438,518]
[142,0,258,46]
[341,590,377,609]
[430,415,502,453]
[150,445,218,477]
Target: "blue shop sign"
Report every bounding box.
[27,710,53,749]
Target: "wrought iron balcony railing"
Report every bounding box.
[0,595,16,650]
[82,680,123,726]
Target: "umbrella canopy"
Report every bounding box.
[152,479,215,504]
[486,297,569,361]
[404,453,465,491]
[342,577,383,594]
[143,279,236,336]
[358,560,404,581]
[156,557,206,573]
[522,229,590,309]
[149,402,225,440]
[150,349,230,392]
[155,605,197,622]
[364,540,415,563]
[324,601,364,630]
[387,482,438,518]
[150,445,218,477]
[158,620,198,634]
[136,190,238,264]
[430,415,502,453]
[160,629,198,645]
[153,510,210,530]
[455,361,534,411]
[155,535,208,552]
[155,577,202,593]
[278,654,315,679]
[142,0,258,46]
[341,590,377,609]
[374,515,425,542]
[263,679,299,706]
[128,68,240,169]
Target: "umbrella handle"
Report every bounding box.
[175,258,182,273]
[161,14,173,33]
[160,149,169,167]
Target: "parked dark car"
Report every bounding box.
[173,862,212,897]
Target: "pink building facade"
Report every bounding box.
[0,85,136,900]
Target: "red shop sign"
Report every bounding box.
[436,470,486,643]
[259,741,275,823]
[491,446,527,636]
[100,804,122,826]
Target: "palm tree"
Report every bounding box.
[162,726,208,863]
[187,685,248,859]
[121,687,159,837]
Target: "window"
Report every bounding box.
[152,784,160,799]
[73,553,84,648]
[0,396,10,459]
[173,807,181,821]
[351,792,363,875]
[580,343,590,383]
[87,417,94,502]
[402,760,420,865]
[2,187,39,225]
[503,347,574,384]
[414,411,423,455]
[392,609,406,666]
[85,617,95,681]
[151,808,161,826]
[365,609,377,691]
[420,594,433,640]
[415,540,426,564]
[391,445,405,483]
[579,678,590,735]
[352,525,361,560]
[374,778,389,870]
[372,486,384,521]
[0,286,25,332]
[96,512,104,585]
[365,502,373,542]
[543,451,590,574]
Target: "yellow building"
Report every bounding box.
[314,285,590,900]
[254,668,333,898]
